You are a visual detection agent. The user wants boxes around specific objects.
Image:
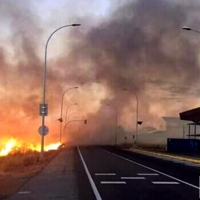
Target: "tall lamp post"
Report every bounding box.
[63,119,87,135]
[39,24,81,159]
[123,88,139,145]
[65,103,78,124]
[107,104,118,145]
[59,87,78,143]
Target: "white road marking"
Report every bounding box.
[18,191,31,194]
[121,177,146,180]
[77,147,102,200]
[138,173,159,176]
[152,181,180,185]
[101,181,126,184]
[102,149,200,190]
[95,173,116,176]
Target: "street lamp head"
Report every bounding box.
[71,24,81,26]
[58,118,63,122]
[182,26,191,31]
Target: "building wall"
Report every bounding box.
[138,131,166,146]
[163,117,191,139]
[138,117,195,147]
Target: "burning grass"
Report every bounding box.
[0,148,61,199]
[0,138,62,157]
[0,138,63,198]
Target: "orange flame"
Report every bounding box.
[44,142,61,151]
[0,138,19,156]
[0,138,61,156]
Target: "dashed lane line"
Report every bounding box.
[95,173,116,176]
[137,173,159,176]
[152,181,180,185]
[101,181,126,184]
[121,177,146,180]
[18,191,31,194]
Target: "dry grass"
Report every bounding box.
[0,149,60,199]
[0,151,40,173]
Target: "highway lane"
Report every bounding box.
[105,146,200,187]
[76,146,200,200]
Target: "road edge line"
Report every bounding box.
[77,146,102,200]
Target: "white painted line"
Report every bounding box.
[77,147,102,200]
[121,177,146,180]
[138,173,159,176]
[95,173,116,176]
[18,191,31,194]
[101,181,126,184]
[102,149,200,190]
[152,181,180,185]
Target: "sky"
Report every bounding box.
[0,0,200,147]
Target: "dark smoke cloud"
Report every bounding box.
[60,0,200,142]
[0,1,50,142]
[0,0,65,121]
[0,1,42,88]
[0,0,200,145]
[67,0,200,90]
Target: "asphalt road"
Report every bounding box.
[76,146,200,200]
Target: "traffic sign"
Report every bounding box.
[39,104,48,116]
[38,125,49,136]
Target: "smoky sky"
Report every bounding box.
[60,0,200,139]
[66,0,200,93]
[0,0,200,144]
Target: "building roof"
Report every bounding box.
[162,117,190,125]
[179,107,200,122]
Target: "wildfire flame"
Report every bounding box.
[0,138,61,156]
[44,143,61,151]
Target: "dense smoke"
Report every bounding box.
[0,0,200,146]
[60,0,200,143]
[67,0,200,94]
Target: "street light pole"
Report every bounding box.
[59,87,78,143]
[107,104,118,145]
[40,24,81,159]
[63,119,87,135]
[135,94,139,144]
[115,108,118,145]
[123,89,139,145]
[65,103,78,124]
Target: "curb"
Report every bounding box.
[129,148,200,165]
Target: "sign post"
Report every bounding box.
[39,104,48,158]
